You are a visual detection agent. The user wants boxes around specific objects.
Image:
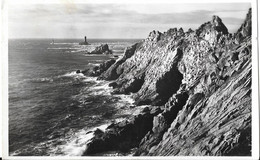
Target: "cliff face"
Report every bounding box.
[84,8,252,156]
[100,29,185,105]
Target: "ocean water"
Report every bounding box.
[8,38,140,156]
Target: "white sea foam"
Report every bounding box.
[112,117,126,123]
[88,63,100,66]
[114,94,135,105]
[58,130,94,156]
[44,73,138,156]
[83,54,108,57]
[61,71,85,78]
[111,49,124,53]
[89,82,113,96]
[82,77,98,82]
[53,43,79,45]
[31,77,54,83]
[132,105,150,115]
[48,123,109,156]
[47,47,81,50]
[70,49,89,53]
[98,124,109,131]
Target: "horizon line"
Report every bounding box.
[8,37,145,40]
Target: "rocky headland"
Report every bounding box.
[82,8,252,156]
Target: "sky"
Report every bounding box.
[8,2,251,39]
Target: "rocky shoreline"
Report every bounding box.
[81,8,252,156]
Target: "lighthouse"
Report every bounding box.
[79,36,90,45]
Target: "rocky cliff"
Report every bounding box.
[83,8,252,156]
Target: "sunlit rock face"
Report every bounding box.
[84,8,252,156]
[135,8,252,156]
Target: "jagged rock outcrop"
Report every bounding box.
[89,44,112,54]
[235,8,252,43]
[82,59,116,76]
[136,37,251,156]
[135,9,252,156]
[83,8,252,156]
[99,29,186,105]
[98,43,140,80]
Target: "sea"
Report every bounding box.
[8,38,141,156]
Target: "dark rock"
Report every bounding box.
[83,106,163,155]
[76,70,81,74]
[94,128,104,138]
[79,41,90,45]
[129,105,136,109]
[108,82,118,88]
[134,91,189,155]
[82,59,116,77]
[235,8,251,43]
[89,44,112,54]
[187,28,193,33]
[142,107,150,113]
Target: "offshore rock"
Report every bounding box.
[89,44,112,54]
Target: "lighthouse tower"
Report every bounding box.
[79,36,90,45]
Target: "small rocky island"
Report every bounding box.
[81,8,252,156]
[79,36,90,45]
[88,44,112,55]
[78,35,112,54]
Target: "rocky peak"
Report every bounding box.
[211,15,228,34]
[235,8,251,42]
[195,15,228,44]
[167,28,178,34]
[178,28,184,32]
[186,28,194,34]
[211,15,222,26]
[147,30,162,42]
[163,28,179,38]
[178,28,185,36]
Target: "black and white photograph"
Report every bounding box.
[1,0,259,159]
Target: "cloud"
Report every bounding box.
[8,3,251,38]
